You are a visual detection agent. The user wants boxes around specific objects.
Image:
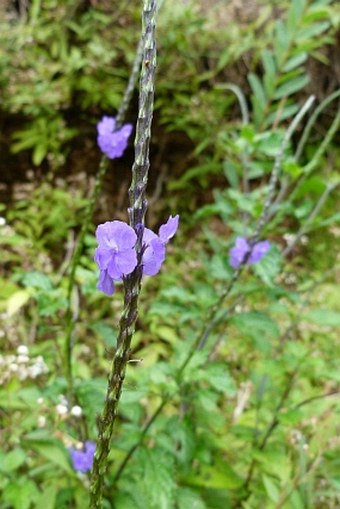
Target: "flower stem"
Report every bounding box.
[88,2,157,507]
[64,33,143,405]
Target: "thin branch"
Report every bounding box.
[283,182,338,257]
[295,89,340,161]
[253,96,315,240]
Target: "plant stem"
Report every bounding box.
[253,95,315,240]
[282,181,338,257]
[89,1,157,507]
[295,89,340,161]
[64,34,143,405]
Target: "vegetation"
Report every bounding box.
[0,0,339,508]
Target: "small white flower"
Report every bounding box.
[0,217,6,226]
[9,363,19,372]
[17,345,29,356]
[71,405,83,417]
[17,355,29,364]
[56,404,68,416]
[37,397,44,405]
[38,415,46,427]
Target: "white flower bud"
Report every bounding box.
[38,415,46,427]
[17,355,29,364]
[56,404,68,416]
[17,345,29,356]
[71,405,83,417]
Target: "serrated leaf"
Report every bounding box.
[21,271,53,291]
[138,448,176,509]
[231,312,280,352]
[253,244,282,287]
[177,487,206,509]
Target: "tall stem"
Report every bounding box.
[89,1,157,507]
[64,34,143,404]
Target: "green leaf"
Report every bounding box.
[31,443,73,474]
[188,462,243,489]
[223,161,240,189]
[248,73,267,110]
[231,312,280,352]
[283,52,308,72]
[273,74,310,100]
[138,448,176,509]
[3,480,39,509]
[35,484,58,509]
[303,309,340,327]
[262,49,276,97]
[297,21,330,41]
[254,244,282,287]
[1,449,26,472]
[7,290,30,316]
[176,488,206,509]
[262,474,280,502]
[275,20,289,66]
[33,144,48,165]
[21,271,53,291]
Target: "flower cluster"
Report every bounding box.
[69,441,96,473]
[0,345,48,384]
[229,237,270,269]
[97,116,133,159]
[95,215,179,295]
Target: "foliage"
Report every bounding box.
[1,0,340,508]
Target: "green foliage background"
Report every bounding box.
[0,0,339,508]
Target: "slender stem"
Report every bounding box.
[243,365,300,492]
[295,89,340,161]
[64,34,143,404]
[65,157,108,401]
[89,2,157,507]
[253,96,315,240]
[283,182,338,257]
[291,109,340,197]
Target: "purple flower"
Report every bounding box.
[94,221,137,295]
[142,215,179,276]
[229,236,270,268]
[94,215,179,295]
[97,116,133,159]
[69,441,96,473]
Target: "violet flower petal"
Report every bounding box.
[69,441,96,473]
[97,270,114,296]
[248,241,271,265]
[229,237,250,268]
[159,215,179,244]
[96,116,133,160]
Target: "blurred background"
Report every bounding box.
[0,1,339,508]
